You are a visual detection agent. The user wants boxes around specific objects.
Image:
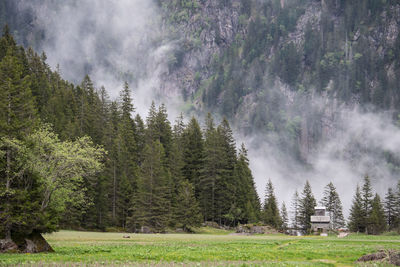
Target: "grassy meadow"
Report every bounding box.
[0,230,399,266]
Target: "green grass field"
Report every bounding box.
[0,230,399,266]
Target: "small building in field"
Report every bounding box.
[310,206,330,234]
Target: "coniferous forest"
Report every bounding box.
[1,26,400,243]
[0,27,261,236]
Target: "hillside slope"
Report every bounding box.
[160,0,400,161]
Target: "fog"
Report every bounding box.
[19,0,399,222]
[19,0,181,118]
[245,105,400,220]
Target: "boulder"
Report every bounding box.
[0,239,18,253]
[0,231,54,253]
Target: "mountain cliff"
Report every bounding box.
[157,0,400,162]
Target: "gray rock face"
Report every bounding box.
[161,0,244,100]
[160,1,400,162]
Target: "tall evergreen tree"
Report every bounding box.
[368,194,386,235]
[130,140,170,232]
[263,179,281,228]
[182,117,204,195]
[280,202,289,231]
[215,118,237,225]
[320,182,345,229]
[298,181,316,232]
[361,175,373,233]
[291,191,300,230]
[233,143,260,224]
[174,180,202,231]
[200,113,221,222]
[384,187,396,230]
[361,176,373,218]
[115,82,137,228]
[348,185,365,233]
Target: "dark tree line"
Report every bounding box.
[348,176,400,235]
[0,28,261,234]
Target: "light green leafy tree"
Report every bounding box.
[0,125,105,238]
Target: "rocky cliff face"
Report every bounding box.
[159,0,244,100]
[160,0,400,162]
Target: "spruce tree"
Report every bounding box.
[281,202,289,231]
[263,179,281,228]
[361,175,373,233]
[368,194,386,235]
[320,182,345,229]
[130,140,170,232]
[298,181,316,232]
[167,115,187,226]
[199,113,220,222]
[174,181,202,231]
[182,117,204,195]
[291,191,300,229]
[215,118,237,225]
[384,188,396,230]
[233,143,260,224]
[348,185,365,233]
[115,82,138,228]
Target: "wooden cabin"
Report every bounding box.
[310,206,330,234]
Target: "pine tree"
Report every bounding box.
[298,181,316,232]
[361,175,373,233]
[115,82,138,228]
[215,118,237,225]
[130,140,170,232]
[348,185,365,233]
[320,182,345,229]
[182,117,204,195]
[280,202,289,231]
[263,179,281,228]
[368,194,386,235]
[167,114,187,226]
[384,188,396,230]
[233,143,260,224]
[291,191,300,229]
[174,181,202,231]
[199,113,220,222]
